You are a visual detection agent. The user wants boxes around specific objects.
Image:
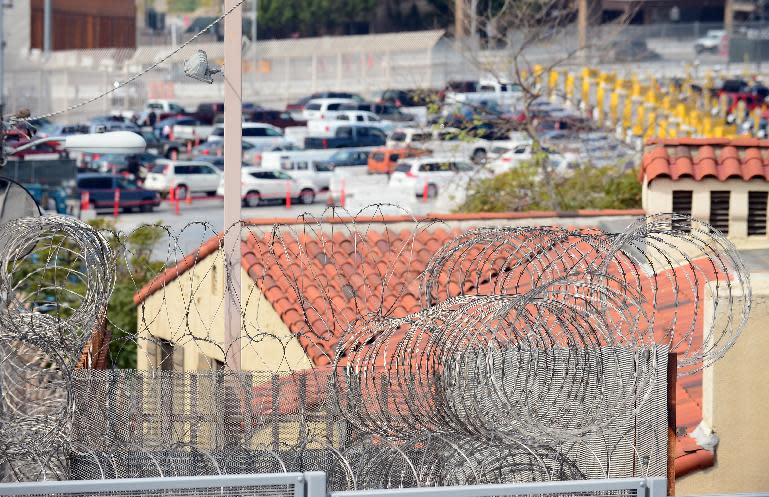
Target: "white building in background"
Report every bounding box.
[641,137,769,247]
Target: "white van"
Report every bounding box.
[445,78,523,106]
[302,98,357,121]
[207,123,289,148]
[261,150,339,190]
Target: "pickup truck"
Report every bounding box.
[304,125,386,149]
[172,117,219,143]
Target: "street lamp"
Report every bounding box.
[9,131,147,155]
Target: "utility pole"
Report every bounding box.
[0,0,5,167]
[223,0,242,371]
[44,0,52,54]
[252,0,257,44]
[454,0,464,41]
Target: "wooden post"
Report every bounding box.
[667,352,678,497]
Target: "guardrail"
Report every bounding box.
[0,472,328,497]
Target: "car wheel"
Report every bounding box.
[175,184,188,200]
[244,191,261,207]
[140,202,154,213]
[427,184,438,199]
[472,148,487,164]
[299,188,315,205]
[694,45,704,54]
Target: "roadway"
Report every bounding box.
[111,193,439,254]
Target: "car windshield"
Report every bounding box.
[331,151,351,161]
[390,132,406,142]
[151,163,168,173]
[212,128,225,137]
[395,163,412,173]
[315,163,333,172]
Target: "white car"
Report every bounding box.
[145,100,186,114]
[695,30,725,54]
[388,156,479,198]
[490,144,578,177]
[386,127,434,149]
[302,98,357,121]
[144,160,222,198]
[216,167,317,207]
[207,123,289,148]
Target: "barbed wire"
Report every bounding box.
[0,209,752,486]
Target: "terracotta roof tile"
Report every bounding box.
[642,138,769,183]
[134,210,715,477]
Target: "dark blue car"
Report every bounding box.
[77,174,161,213]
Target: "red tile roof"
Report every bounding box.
[133,209,712,477]
[641,137,769,183]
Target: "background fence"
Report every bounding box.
[6,22,769,123]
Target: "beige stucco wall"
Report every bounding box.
[677,273,769,494]
[137,251,313,373]
[643,177,769,249]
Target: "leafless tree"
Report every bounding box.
[446,0,640,210]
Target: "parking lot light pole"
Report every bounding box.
[223,0,243,372]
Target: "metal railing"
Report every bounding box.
[332,478,667,497]
[0,472,328,497]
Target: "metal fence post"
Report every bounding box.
[647,478,668,497]
[303,471,326,497]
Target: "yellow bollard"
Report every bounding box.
[548,70,559,95]
[609,91,619,126]
[582,76,591,106]
[565,72,576,101]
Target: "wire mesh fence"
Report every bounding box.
[6,20,769,124]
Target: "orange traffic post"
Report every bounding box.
[175,187,181,215]
[423,182,429,202]
[80,191,90,215]
[113,189,120,218]
[185,188,192,205]
[340,179,346,208]
[285,181,292,209]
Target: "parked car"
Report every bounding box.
[207,123,288,148]
[135,130,185,159]
[444,78,523,106]
[304,124,386,149]
[155,116,198,139]
[302,98,358,121]
[144,160,223,198]
[339,102,418,123]
[389,157,478,198]
[245,108,307,129]
[193,156,225,170]
[367,146,429,174]
[489,142,560,175]
[386,127,434,149]
[10,139,67,160]
[217,167,317,207]
[308,112,395,135]
[192,102,224,125]
[263,157,334,190]
[378,88,438,107]
[320,149,371,169]
[172,119,215,142]
[608,39,661,63]
[286,92,364,115]
[77,174,161,212]
[694,30,726,54]
[145,100,187,115]
[88,117,139,134]
[94,152,160,176]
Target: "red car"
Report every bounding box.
[9,139,66,160]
